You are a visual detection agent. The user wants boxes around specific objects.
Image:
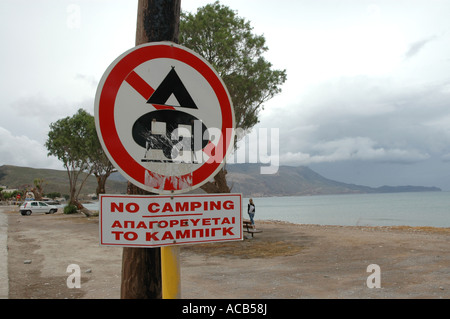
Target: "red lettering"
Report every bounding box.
[223,200,234,210]
[112,231,123,240]
[180,219,188,226]
[162,231,174,240]
[170,220,179,227]
[124,231,138,241]
[222,227,234,236]
[222,217,231,225]
[136,221,147,229]
[148,221,159,229]
[158,221,168,228]
[175,202,189,212]
[146,232,159,241]
[111,220,122,228]
[192,229,204,238]
[148,203,160,213]
[162,202,174,213]
[210,201,221,210]
[190,219,200,226]
[176,230,190,239]
[126,203,139,213]
[111,202,123,212]
[190,202,202,211]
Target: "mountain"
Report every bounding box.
[226,164,441,197]
[0,165,127,197]
[0,164,441,198]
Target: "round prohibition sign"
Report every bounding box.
[95,42,235,194]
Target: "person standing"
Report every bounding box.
[247,198,256,229]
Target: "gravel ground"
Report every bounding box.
[3,207,450,299]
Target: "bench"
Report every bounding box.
[243,219,263,238]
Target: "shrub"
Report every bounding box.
[64,204,78,214]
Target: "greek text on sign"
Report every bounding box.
[99,194,242,247]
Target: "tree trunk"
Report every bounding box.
[135,0,180,45]
[74,200,94,217]
[95,174,109,196]
[121,239,162,299]
[200,167,231,193]
[121,0,181,300]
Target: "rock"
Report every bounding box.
[23,260,32,264]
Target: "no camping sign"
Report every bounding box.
[99,194,243,247]
[94,42,235,194]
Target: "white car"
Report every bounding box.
[19,201,58,216]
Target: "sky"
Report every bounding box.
[1,0,450,190]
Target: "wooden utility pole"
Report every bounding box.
[135,0,180,45]
[120,0,181,299]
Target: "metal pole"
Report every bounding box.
[161,245,181,298]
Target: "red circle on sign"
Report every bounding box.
[95,42,234,194]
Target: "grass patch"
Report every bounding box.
[182,239,304,259]
[389,226,450,234]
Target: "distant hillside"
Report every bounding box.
[0,164,441,198]
[0,165,127,197]
[226,164,441,197]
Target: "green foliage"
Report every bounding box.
[64,204,78,214]
[45,109,97,170]
[45,108,116,201]
[46,192,61,199]
[180,1,287,132]
[45,109,98,204]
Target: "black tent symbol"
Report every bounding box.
[132,66,208,163]
[147,67,198,109]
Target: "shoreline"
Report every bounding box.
[255,219,450,233]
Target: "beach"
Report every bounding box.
[2,207,450,299]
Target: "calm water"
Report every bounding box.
[84,191,450,228]
[244,192,450,228]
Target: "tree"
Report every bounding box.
[180,1,286,132]
[180,1,287,192]
[32,178,46,200]
[46,108,118,211]
[45,109,97,209]
[89,122,117,196]
[91,144,117,197]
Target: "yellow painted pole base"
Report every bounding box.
[161,246,181,299]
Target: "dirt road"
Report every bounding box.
[3,207,450,299]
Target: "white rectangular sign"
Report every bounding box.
[99,194,242,247]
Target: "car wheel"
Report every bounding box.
[50,209,57,214]
[25,210,32,216]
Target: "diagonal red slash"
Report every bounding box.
[125,70,175,110]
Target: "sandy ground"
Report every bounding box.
[2,206,450,299]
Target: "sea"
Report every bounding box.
[84,191,450,228]
[244,191,450,228]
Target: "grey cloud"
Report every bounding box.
[404,36,437,59]
[0,126,62,169]
[268,76,450,166]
